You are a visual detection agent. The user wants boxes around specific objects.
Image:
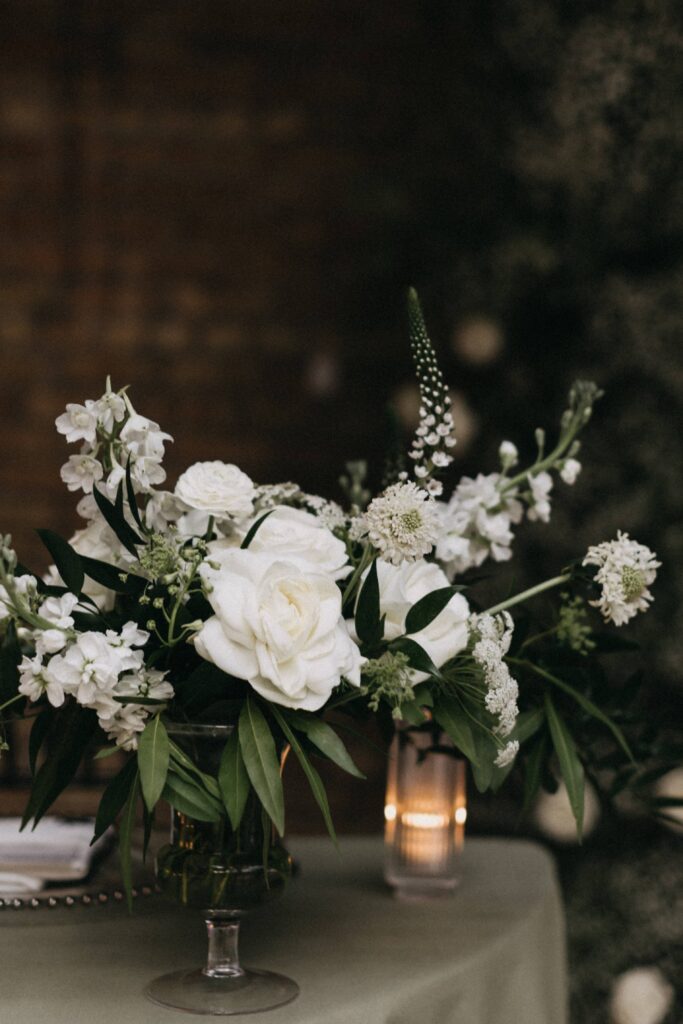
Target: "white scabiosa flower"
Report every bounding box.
[583,532,660,627]
[471,612,519,745]
[362,481,440,565]
[560,458,582,485]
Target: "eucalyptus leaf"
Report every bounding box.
[36,529,84,596]
[238,699,285,836]
[137,716,170,812]
[285,713,365,778]
[545,694,585,838]
[218,729,251,830]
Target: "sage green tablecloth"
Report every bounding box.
[0,837,567,1024]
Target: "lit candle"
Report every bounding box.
[384,728,467,897]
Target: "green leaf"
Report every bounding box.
[218,729,251,830]
[397,699,428,726]
[285,713,365,778]
[432,695,480,765]
[21,705,98,829]
[545,694,585,838]
[93,485,143,557]
[167,743,222,801]
[137,716,170,812]
[119,771,140,911]
[28,708,54,776]
[93,745,120,761]
[124,458,144,531]
[522,735,549,815]
[355,559,383,646]
[489,708,545,792]
[162,768,223,822]
[405,586,463,635]
[411,683,434,708]
[238,699,285,836]
[390,636,444,681]
[272,708,338,846]
[240,510,275,549]
[536,666,634,763]
[79,555,145,594]
[93,757,138,844]
[36,529,84,595]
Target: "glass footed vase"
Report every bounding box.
[145,723,298,1016]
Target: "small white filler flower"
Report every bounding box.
[362,481,440,565]
[583,532,660,627]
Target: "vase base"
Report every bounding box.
[145,967,300,1016]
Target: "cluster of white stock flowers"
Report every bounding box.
[583,532,660,627]
[194,507,361,711]
[435,472,524,578]
[18,611,173,750]
[356,481,441,565]
[356,559,470,683]
[470,611,519,767]
[56,385,172,502]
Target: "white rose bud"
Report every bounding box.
[560,458,582,485]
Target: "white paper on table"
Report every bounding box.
[0,817,112,887]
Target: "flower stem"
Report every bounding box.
[483,574,571,617]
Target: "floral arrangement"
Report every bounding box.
[0,291,667,894]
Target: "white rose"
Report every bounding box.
[175,461,255,520]
[360,559,470,682]
[195,549,362,711]
[232,505,351,581]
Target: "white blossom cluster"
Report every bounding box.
[357,481,441,565]
[583,531,660,626]
[470,611,520,767]
[56,384,172,501]
[254,482,346,531]
[17,610,173,750]
[405,291,456,497]
[435,472,524,577]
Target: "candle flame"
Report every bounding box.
[384,803,397,822]
[454,806,467,825]
[401,812,448,829]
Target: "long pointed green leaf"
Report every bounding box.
[391,636,444,681]
[36,529,84,596]
[545,694,585,838]
[531,663,634,763]
[238,699,285,836]
[355,559,382,646]
[93,485,143,556]
[218,729,251,830]
[162,769,223,822]
[21,705,97,829]
[93,757,138,844]
[432,695,480,765]
[405,586,463,635]
[240,510,275,549]
[285,713,365,778]
[137,716,170,812]
[119,771,139,911]
[522,735,549,815]
[272,708,338,847]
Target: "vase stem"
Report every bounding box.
[204,918,244,979]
